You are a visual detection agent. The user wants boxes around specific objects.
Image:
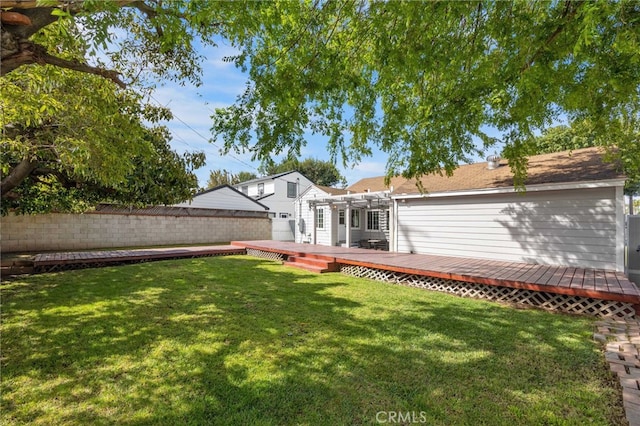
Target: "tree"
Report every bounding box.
[236,171,258,183]
[261,158,346,188]
[528,120,640,194]
[211,1,640,187]
[1,28,204,213]
[528,123,596,155]
[2,1,640,189]
[205,169,257,189]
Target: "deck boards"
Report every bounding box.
[31,240,640,307]
[233,240,640,305]
[33,245,245,268]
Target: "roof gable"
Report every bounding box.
[175,184,269,211]
[347,175,409,193]
[236,170,311,186]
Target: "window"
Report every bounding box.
[315,208,324,229]
[257,183,264,196]
[287,182,297,198]
[386,210,390,230]
[338,210,345,225]
[241,186,248,195]
[279,212,290,219]
[367,210,380,231]
[268,212,276,218]
[351,209,360,228]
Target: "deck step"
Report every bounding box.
[284,255,339,273]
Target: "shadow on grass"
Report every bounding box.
[1,256,623,425]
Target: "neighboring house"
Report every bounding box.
[174,184,269,212]
[296,147,627,272]
[234,171,314,241]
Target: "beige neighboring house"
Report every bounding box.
[296,147,627,272]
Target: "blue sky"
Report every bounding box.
[149,41,494,188]
[149,41,393,188]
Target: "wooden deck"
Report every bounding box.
[33,245,245,272]
[232,240,640,306]
[27,240,640,316]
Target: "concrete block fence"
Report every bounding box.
[1,210,271,253]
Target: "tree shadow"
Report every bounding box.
[1,256,623,425]
[496,188,618,269]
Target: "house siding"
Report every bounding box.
[174,187,266,211]
[396,187,619,270]
[235,172,313,240]
[295,186,333,244]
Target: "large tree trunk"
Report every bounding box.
[1,157,38,199]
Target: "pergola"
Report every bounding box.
[306,190,393,248]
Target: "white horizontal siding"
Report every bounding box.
[396,187,618,270]
[174,187,265,211]
[295,186,330,244]
[315,206,333,246]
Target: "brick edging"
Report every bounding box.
[595,319,640,425]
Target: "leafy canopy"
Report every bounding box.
[260,158,346,188]
[528,120,640,194]
[1,20,204,213]
[205,170,257,189]
[2,1,639,192]
[213,1,640,186]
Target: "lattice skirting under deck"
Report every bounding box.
[340,264,636,319]
[246,248,286,262]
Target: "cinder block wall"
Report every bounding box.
[1,213,271,252]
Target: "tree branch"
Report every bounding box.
[1,157,38,198]
[520,1,581,73]
[1,39,126,87]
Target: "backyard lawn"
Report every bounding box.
[1,256,624,425]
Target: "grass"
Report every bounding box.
[1,256,624,425]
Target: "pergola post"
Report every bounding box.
[345,202,352,248]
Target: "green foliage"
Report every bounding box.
[0,62,204,214]
[205,169,257,189]
[261,157,346,187]
[528,120,640,194]
[236,171,258,183]
[211,1,640,186]
[4,1,639,197]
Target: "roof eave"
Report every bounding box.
[392,178,627,200]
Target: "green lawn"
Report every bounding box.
[1,256,624,425]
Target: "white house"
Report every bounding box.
[234,171,314,240]
[295,185,392,248]
[174,184,269,212]
[296,147,627,272]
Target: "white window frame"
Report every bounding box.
[367,210,380,231]
[315,208,325,229]
[338,210,345,225]
[287,182,297,198]
[257,183,264,196]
